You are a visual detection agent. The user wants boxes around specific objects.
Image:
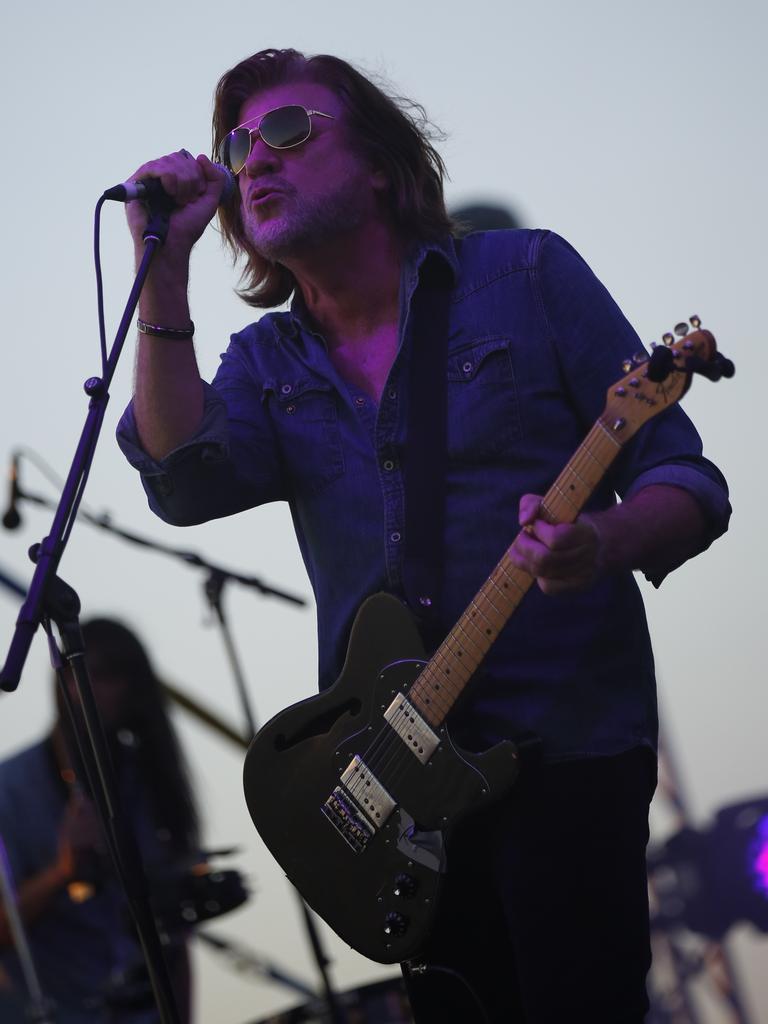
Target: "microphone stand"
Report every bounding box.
[203,571,259,735]
[0,197,182,1024]
[4,480,307,611]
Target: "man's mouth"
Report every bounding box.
[249,186,285,207]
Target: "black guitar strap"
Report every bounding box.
[402,254,452,630]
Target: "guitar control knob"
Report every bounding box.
[392,873,418,899]
[384,912,409,936]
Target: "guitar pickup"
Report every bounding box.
[339,756,396,826]
[384,695,440,764]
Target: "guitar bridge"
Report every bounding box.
[321,787,374,853]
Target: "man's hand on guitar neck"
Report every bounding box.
[509,484,709,595]
[509,493,602,595]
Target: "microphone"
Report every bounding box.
[102,163,236,205]
[2,453,21,531]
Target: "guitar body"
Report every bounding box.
[243,593,521,963]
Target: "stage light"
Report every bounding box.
[649,796,768,939]
[749,812,768,896]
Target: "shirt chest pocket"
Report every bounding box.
[262,376,345,496]
[446,338,522,460]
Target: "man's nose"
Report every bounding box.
[244,135,281,177]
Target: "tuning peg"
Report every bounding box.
[662,332,674,346]
[689,314,701,329]
[674,322,690,337]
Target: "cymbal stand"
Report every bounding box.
[200,572,348,1024]
[0,834,55,1023]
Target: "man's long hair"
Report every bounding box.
[212,48,453,309]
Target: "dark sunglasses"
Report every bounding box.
[223,105,335,174]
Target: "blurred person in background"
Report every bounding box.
[0,618,200,1024]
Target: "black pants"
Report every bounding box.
[401,747,656,1023]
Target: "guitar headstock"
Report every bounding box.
[601,315,734,444]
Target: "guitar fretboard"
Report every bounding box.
[409,418,623,727]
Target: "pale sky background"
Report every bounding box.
[1,1,766,1021]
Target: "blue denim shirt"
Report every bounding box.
[117,229,730,760]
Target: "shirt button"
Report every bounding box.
[390,531,401,543]
[388,389,397,400]
[462,361,473,374]
[281,383,293,395]
[383,459,395,471]
[354,396,366,407]
[285,404,296,414]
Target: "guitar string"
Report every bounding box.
[356,687,430,783]
[333,423,622,825]
[341,707,417,821]
[338,652,470,817]
[348,444,610,806]
[337,519,565,815]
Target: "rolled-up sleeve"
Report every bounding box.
[116,335,286,525]
[535,230,731,557]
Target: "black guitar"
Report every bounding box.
[243,319,732,964]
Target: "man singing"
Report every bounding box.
[117,48,729,1022]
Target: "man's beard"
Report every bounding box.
[245,176,370,262]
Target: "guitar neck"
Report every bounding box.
[409,418,624,727]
